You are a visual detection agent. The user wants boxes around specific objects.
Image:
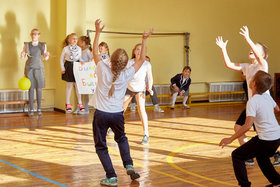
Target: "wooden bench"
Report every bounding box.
[188,90,246,105]
[0,100,30,113]
[146,90,246,106]
[0,99,41,112]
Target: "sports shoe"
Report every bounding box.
[28,110,34,117]
[100,177,118,186]
[273,151,280,166]
[130,103,136,112]
[108,128,114,135]
[141,135,149,144]
[65,104,72,113]
[126,165,140,180]
[154,105,164,113]
[170,105,175,110]
[183,104,190,109]
[37,109,43,116]
[77,104,85,113]
[245,158,254,166]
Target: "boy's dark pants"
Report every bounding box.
[93,109,133,178]
[232,136,280,187]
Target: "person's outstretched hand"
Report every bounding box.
[239,26,250,40]
[219,137,232,148]
[95,19,105,33]
[142,28,154,40]
[216,36,228,49]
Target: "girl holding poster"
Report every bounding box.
[77,36,93,114]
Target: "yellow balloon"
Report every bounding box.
[18,77,31,91]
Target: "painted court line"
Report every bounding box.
[167,142,237,186]
[0,159,68,187]
[108,147,206,187]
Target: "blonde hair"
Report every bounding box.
[99,42,110,56]
[30,28,40,35]
[108,48,129,97]
[252,70,272,94]
[62,33,77,48]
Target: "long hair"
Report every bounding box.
[108,48,129,97]
[79,36,92,51]
[131,43,141,59]
[62,33,77,48]
[99,42,110,56]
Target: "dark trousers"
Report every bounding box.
[131,85,159,105]
[92,109,133,178]
[232,136,280,186]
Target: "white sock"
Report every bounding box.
[66,82,73,104]
[171,92,178,106]
[75,83,82,104]
[183,96,188,105]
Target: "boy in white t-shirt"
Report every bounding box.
[216,26,270,165]
[219,71,280,187]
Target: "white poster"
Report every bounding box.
[73,62,97,94]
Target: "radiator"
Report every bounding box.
[208,82,246,102]
[0,90,29,113]
[145,85,171,106]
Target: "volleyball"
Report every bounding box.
[18,77,31,91]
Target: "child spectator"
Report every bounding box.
[170,66,191,109]
[60,33,85,113]
[77,35,93,114]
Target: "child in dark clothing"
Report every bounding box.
[170,66,191,109]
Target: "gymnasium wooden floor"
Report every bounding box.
[0,104,279,187]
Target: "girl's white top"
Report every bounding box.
[240,60,269,99]
[126,59,152,92]
[81,48,93,62]
[89,60,135,113]
[60,45,83,71]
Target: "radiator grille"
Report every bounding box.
[0,90,29,113]
[145,85,171,106]
[208,82,246,102]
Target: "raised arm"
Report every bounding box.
[133,29,153,73]
[216,36,241,71]
[239,26,266,69]
[92,19,104,65]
